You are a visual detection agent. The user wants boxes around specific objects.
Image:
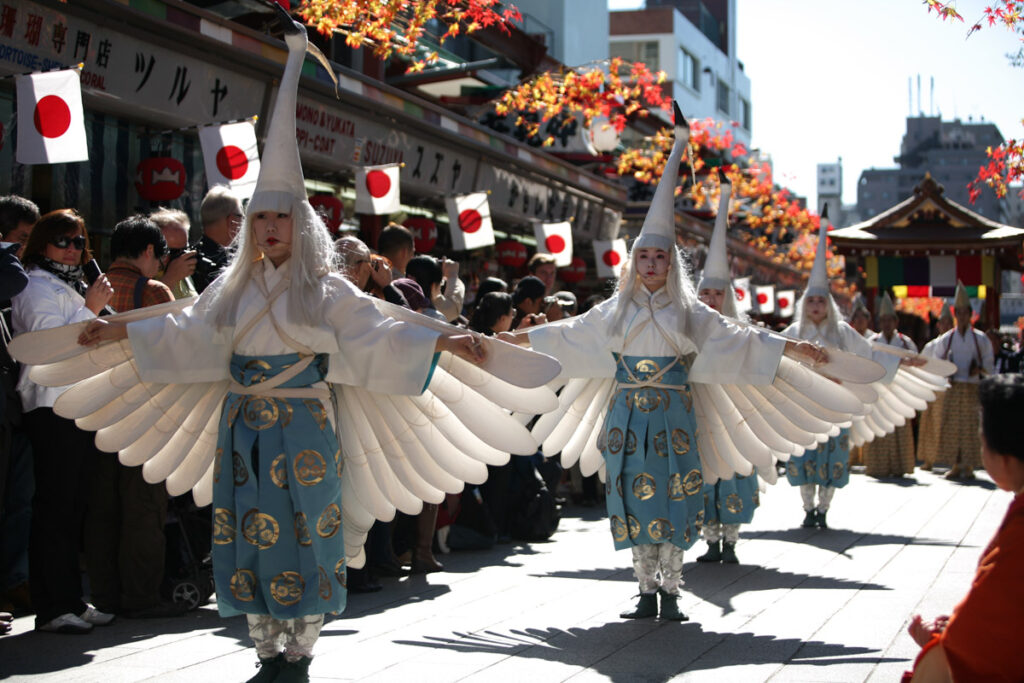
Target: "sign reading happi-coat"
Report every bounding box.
[593,239,627,279]
[354,164,401,215]
[15,69,88,164]
[445,193,495,251]
[776,289,795,318]
[533,221,573,267]
[733,277,752,313]
[754,284,776,315]
[198,121,260,199]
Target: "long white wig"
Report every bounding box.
[792,289,844,345]
[610,242,698,335]
[201,198,340,329]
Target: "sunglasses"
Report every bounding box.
[51,235,86,250]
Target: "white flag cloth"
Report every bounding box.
[198,121,260,200]
[733,276,752,313]
[593,239,627,278]
[533,221,573,267]
[754,284,776,315]
[16,69,88,165]
[776,289,795,318]
[355,163,401,215]
[446,193,495,251]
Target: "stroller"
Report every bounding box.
[163,495,215,610]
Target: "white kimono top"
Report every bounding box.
[931,327,994,384]
[127,259,441,396]
[869,330,919,353]
[528,286,786,386]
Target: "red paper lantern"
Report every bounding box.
[135,157,186,202]
[495,239,527,268]
[559,256,586,283]
[404,216,437,253]
[309,194,343,234]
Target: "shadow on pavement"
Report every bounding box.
[394,622,906,680]
[743,527,965,558]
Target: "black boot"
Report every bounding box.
[245,653,284,683]
[720,541,739,564]
[275,655,312,683]
[816,510,828,529]
[619,593,658,619]
[696,540,722,563]
[657,589,689,621]
[801,509,817,528]
[410,503,443,574]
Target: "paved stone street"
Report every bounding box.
[0,467,1008,682]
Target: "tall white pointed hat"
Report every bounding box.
[849,293,869,319]
[248,8,308,214]
[805,204,831,297]
[878,291,897,319]
[698,168,733,291]
[938,304,953,325]
[633,102,689,251]
[953,279,971,311]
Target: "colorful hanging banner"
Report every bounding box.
[865,255,994,290]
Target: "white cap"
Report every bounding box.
[954,280,971,311]
[698,168,732,291]
[805,204,831,297]
[878,291,896,319]
[248,15,308,215]
[634,102,688,251]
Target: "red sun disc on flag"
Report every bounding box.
[778,296,790,308]
[603,249,621,267]
[366,170,391,198]
[459,209,482,233]
[545,235,566,253]
[735,289,746,301]
[34,95,71,138]
[216,145,249,180]
[757,292,768,305]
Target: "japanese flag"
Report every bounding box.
[733,277,752,313]
[533,221,573,267]
[16,69,88,165]
[355,163,401,215]
[755,284,775,315]
[594,239,627,279]
[776,289,795,318]
[199,121,261,200]
[446,193,495,251]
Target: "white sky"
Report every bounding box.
[608,0,1024,211]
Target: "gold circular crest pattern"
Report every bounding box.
[818,463,829,481]
[226,397,243,427]
[624,430,637,456]
[270,571,304,606]
[667,473,685,501]
[213,447,223,483]
[682,469,703,497]
[832,462,845,480]
[632,473,656,500]
[653,431,668,458]
[788,461,799,477]
[212,508,236,545]
[294,450,327,487]
[615,475,624,498]
[627,514,641,540]
[277,399,294,428]
[634,358,660,378]
[243,397,279,431]
[804,460,816,478]
[305,400,328,431]
[318,566,332,600]
[683,523,692,544]
[270,454,289,489]
[334,448,343,478]
[606,428,624,455]
[334,558,347,588]
[634,389,660,413]
[671,429,690,455]
[242,509,280,549]
[294,512,312,546]
[243,358,271,381]
[316,503,342,539]
[648,518,674,542]
[230,569,256,602]
[610,515,627,542]
[232,451,249,487]
[725,493,743,515]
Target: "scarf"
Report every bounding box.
[36,258,87,296]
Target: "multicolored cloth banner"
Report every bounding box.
[865,255,995,297]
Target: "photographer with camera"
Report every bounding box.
[150,208,197,300]
[192,186,243,293]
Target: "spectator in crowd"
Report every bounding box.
[511,276,548,329]
[987,328,1019,373]
[376,224,414,277]
[405,255,447,322]
[905,374,1024,682]
[193,186,243,292]
[0,195,40,253]
[334,236,408,308]
[12,209,114,633]
[88,215,185,619]
[465,277,507,321]
[554,291,578,317]
[392,278,430,313]
[528,253,557,295]
[149,207,198,299]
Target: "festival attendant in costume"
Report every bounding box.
[904,373,1024,683]
[916,306,954,471]
[501,105,829,621]
[64,16,557,683]
[693,171,760,566]
[781,207,902,529]
[863,292,918,478]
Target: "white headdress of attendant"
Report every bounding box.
[938,304,953,325]
[878,291,897,320]
[697,168,741,319]
[805,204,831,298]
[953,280,971,312]
[632,101,689,252]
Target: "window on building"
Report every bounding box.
[716,79,730,115]
[610,40,659,66]
[739,97,751,130]
[678,48,699,92]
